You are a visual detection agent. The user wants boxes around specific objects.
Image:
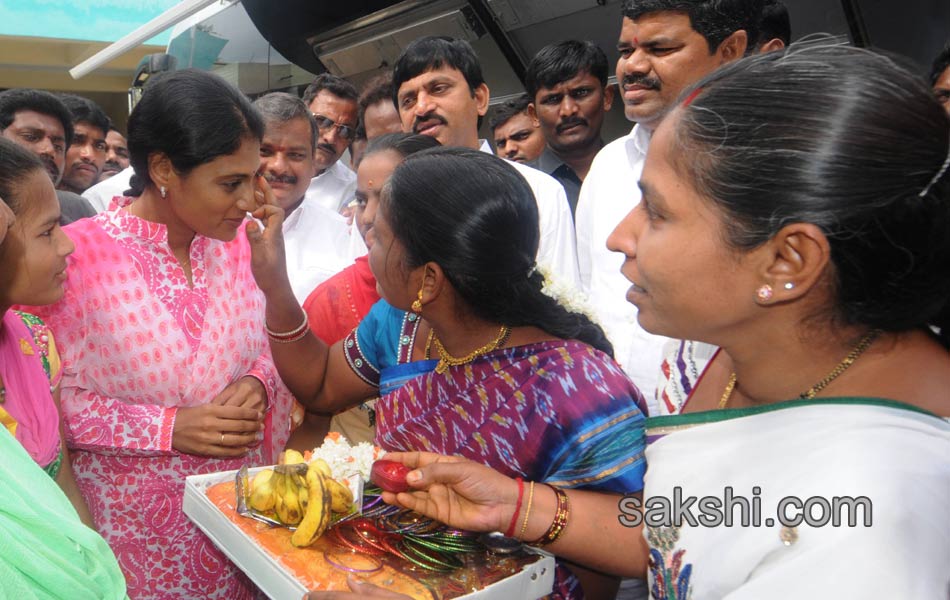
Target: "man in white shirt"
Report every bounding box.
[82,164,132,212]
[576,0,759,409]
[253,93,365,303]
[391,36,579,286]
[301,74,361,214]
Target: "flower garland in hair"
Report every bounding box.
[532,264,602,326]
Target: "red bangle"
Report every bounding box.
[505,477,524,538]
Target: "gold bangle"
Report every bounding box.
[265,312,308,342]
[528,484,570,547]
[519,481,535,540]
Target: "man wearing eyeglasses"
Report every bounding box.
[301,74,361,214]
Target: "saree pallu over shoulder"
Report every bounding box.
[376,339,648,493]
[642,398,950,600]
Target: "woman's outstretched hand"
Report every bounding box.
[380,452,520,535]
[246,174,290,295]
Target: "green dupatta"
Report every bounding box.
[0,428,127,599]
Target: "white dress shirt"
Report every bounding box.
[304,160,356,213]
[82,166,134,213]
[479,140,580,287]
[575,125,669,412]
[283,198,367,304]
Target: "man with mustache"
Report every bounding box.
[0,88,96,225]
[575,0,761,415]
[525,40,614,216]
[57,94,109,195]
[489,94,545,164]
[392,36,579,285]
[97,126,129,183]
[254,92,365,303]
[301,74,361,214]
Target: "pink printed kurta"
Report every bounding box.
[29,202,293,599]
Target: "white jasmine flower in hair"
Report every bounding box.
[536,265,601,326]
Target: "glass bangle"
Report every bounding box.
[323,550,383,574]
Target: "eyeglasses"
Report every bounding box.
[312,113,357,141]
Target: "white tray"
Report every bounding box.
[183,467,555,600]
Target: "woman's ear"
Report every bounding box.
[419,262,447,305]
[147,152,174,191]
[756,222,831,302]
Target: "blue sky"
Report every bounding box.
[0,0,180,44]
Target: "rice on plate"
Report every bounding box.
[308,432,386,482]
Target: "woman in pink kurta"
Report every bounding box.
[28,70,293,599]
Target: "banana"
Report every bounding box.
[291,464,332,547]
[309,457,332,479]
[282,449,307,465]
[248,469,277,512]
[291,470,310,512]
[277,470,303,525]
[325,477,354,513]
[272,471,286,520]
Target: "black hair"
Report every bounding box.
[392,37,485,108]
[254,92,318,152]
[125,69,264,196]
[359,72,394,114]
[488,94,532,132]
[383,147,614,356]
[0,88,74,148]
[622,0,763,53]
[0,137,46,214]
[930,42,950,87]
[671,42,950,346]
[758,0,791,48]
[58,94,110,136]
[525,40,609,100]
[302,73,359,107]
[357,132,441,168]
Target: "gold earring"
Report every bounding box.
[411,288,423,313]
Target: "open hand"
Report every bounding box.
[380,452,519,535]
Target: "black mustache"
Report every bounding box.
[316,143,337,155]
[412,112,447,133]
[556,117,588,133]
[263,173,297,185]
[622,74,661,90]
[103,160,121,170]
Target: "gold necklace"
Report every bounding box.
[427,326,511,374]
[719,329,881,409]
